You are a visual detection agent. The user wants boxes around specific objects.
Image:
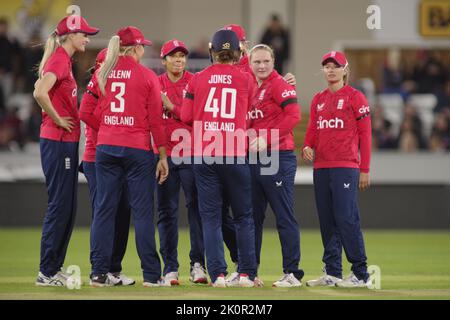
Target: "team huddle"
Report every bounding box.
[33,15,373,289]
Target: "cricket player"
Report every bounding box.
[89,26,168,287]
[33,15,99,286]
[303,51,372,288]
[180,29,258,287]
[79,48,135,286]
[248,44,304,287]
[156,39,208,285]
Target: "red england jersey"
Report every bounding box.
[158,71,193,157]
[236,55,254,76]
[248,70,300,151]
[40,46,80,142]
[96,56,166,151]
[80,73,101,162]
[181,64,255,157]
[303,85,372,173]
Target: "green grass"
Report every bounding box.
[0,228,449,300]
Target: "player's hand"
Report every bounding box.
[161,92,174,112]
[249,137,267,152]
[156,157,169,185]
[302,146,314,162]
[283,73,296,86]
[359,172,370,191]
[56,116,74,132]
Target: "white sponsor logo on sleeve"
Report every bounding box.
[359,105,370,114]
[281,89,296,98]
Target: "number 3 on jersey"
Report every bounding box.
[111,82,125,112]
[204,87,236,119]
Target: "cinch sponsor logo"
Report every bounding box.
[359,105,370,114]
[317,116,344,129]
[281,89,296,98]
[247,108,264,120]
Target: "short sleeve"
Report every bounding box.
[42,55,68,81]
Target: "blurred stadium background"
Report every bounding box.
[0,0,449,228]
[0,0,449,300]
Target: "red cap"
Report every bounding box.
[223,24,246,41]
[96,48,107,65]
[56,15,99,36]
[116,26,152,46]
[160,39,189,58]
[321,51,348,67]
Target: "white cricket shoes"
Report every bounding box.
[306,273,342,287]
[272,273,302,288]
[210,274,226,288]
[109,272,135,286]
[190,262,208,284]
[335,272,372,288]
[35,272,65,287]
[162,271,180,286]
[225,272,240,287]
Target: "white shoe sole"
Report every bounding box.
[35,282,64,287]
[272,283,302,288]
[306,282,337,287]
[143,282,160,287]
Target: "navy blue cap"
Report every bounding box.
[210,29,240,52]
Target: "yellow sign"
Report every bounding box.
[420,0,450,37]
[0,0,71,39]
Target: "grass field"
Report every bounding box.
[0,228,449,300]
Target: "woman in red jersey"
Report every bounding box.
[33,15,99,287]
[156,39,208,285]
[247,44,303,288]
[181,29,257,288]
[79,49,135,286]
[303,51,372,288]
[90,26,168,287]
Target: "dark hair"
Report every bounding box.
[212,50,240,64]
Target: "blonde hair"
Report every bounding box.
[98,35,137,95]
[38,32,68,77]
[249,44,275,62]
[343,65,350,85]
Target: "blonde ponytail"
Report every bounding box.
[98,36,120,95]
[37,32,69,78]
[38,32,57,77]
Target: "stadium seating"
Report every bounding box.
[377,93,404,136]
[407,94,438,138]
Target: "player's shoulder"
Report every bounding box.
[44,47,70,71]
[346,85,367,101]
[138,64,158,81]
[312,88,329,102]
[50,46,69,61]
[158,72,166,81]
[184,70,194,80]
[273,72,289,86]
[191,66,211,80]
[271,71,294,92]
